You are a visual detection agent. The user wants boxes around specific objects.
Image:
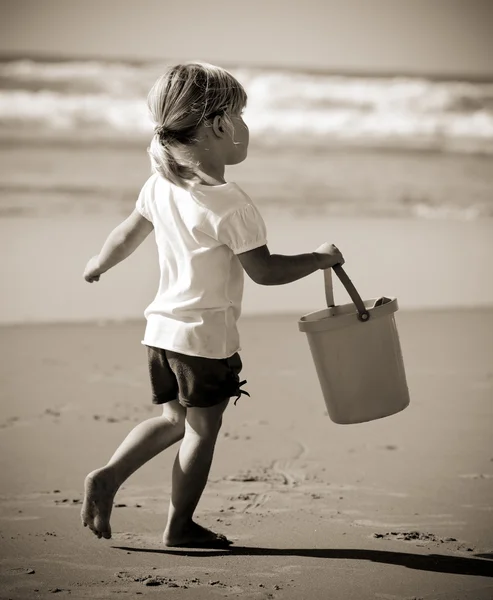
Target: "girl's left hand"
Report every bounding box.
[84,256,103,283]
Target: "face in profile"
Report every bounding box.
[226,115,249,165]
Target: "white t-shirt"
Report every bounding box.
[135,173,268,359]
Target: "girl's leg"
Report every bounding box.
[81,400,186,539]
[106,401,186,484]
[163,398,229,547]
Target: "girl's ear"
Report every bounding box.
[211,114,225,137]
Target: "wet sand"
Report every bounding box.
[1,309,492,599]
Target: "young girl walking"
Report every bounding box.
[81,62,344,548]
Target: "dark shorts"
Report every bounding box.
[146,346,250,409]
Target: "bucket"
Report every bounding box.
[298,265,410,424]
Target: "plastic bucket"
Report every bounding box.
[298,265,410,424]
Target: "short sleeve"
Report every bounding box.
[135,180,152,221]
[217,203,268,254]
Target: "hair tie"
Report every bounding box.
[155,125,172,139]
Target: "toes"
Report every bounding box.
[218,536,232,545]
[89,524,111,540]
[87,522,100,537]
[200,527,230,543]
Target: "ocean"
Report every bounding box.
[1,56,493,221]
[2,57,493,323]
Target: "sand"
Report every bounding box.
[2,213,493,325]
[1,308,492,599]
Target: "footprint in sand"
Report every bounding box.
[92,414,127,423]
[44,408,61,417]
[225,469,286,485]
[5,567,36,575]
[115,572,236,591]
[372,531,476,552]
[0,416,20,429]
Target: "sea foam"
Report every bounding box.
[1,58,492,154]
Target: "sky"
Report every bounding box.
[1,0,493,77]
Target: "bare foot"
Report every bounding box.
[81,468,118,539]
[163,521,233,548]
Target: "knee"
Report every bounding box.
[185,409,225,440]
[185,419,222,441]
[161,402,186,434]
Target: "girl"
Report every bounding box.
[81,62,344,548]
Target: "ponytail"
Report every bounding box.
[147,133,195,189]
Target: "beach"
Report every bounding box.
[1,307,492,599]
[1,155,493,600]
[2,212,493,325]
[1,54,493,599]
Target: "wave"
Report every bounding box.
[1,58,493,154]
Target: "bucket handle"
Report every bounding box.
[325,265,370,322]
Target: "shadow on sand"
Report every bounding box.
[112,545,493,577]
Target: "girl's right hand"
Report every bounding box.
[313,242,345,270]
[84,255,103,282]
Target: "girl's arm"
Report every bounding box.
[84,209,154,282]
[237,243,344,285]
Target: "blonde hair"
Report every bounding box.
[147,62,247,188]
